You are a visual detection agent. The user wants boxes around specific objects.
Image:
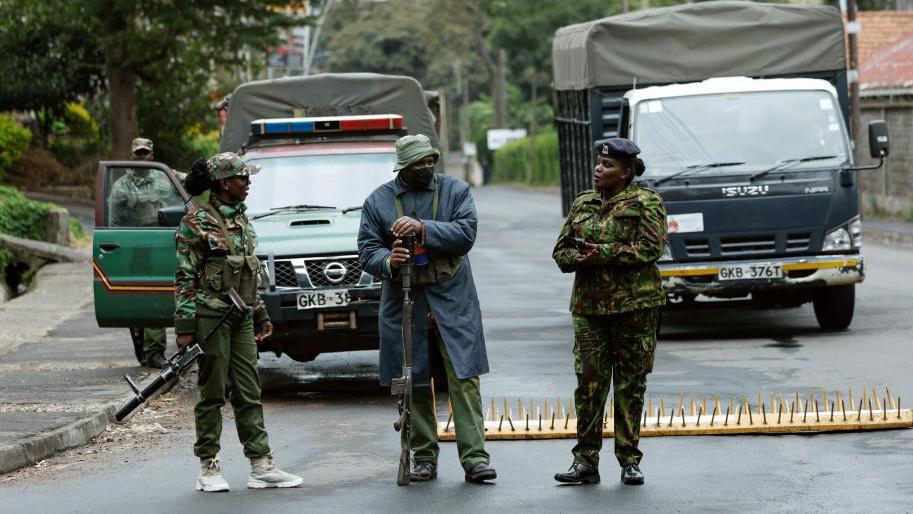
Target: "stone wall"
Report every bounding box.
[856,93,913,219]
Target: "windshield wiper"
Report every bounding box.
[653,161,746,186]
[251,204,337,220]
[341,205,363,214]
[749,155,839,182]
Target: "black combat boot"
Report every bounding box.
[554,463,600,484]
[145,353,167,369]
[621,464,644,485]
[464,462,497,483]
[409,461,437,482]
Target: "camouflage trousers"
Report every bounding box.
[571,308,658,469]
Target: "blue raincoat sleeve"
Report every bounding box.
[422,181,477,256]
[357,195,395,280]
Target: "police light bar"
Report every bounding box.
[250,114,404,136]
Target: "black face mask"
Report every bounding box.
[399,166,434,190]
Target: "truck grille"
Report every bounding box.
[305,257,364,287]
[720,235,776,256]
[268,255,372,289]
[274,261,298,288]
[786,232,811,252]
[684,239,711,258]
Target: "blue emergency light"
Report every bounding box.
[250,114,404,137]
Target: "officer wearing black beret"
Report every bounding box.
[552,137,667,486]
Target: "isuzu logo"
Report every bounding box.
[721,185,769,197]
[323,262,347,283]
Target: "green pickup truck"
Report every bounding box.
[93,73,439,363]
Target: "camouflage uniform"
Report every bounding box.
[552,181,667,469]
[174,153,271,460]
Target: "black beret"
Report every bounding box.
[594,138,641,159]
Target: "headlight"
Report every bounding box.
[822,227,852,252]
[849,216,862,249]
[658,243,674,263]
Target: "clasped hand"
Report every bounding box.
[576,241,600,267]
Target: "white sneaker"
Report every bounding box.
[196,456,230,492]
[247,452,303,489]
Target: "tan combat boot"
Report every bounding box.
[247,452,303,489]
[196,456,230,492]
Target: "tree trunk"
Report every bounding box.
[106,59,138,159]
[494,49,508,128]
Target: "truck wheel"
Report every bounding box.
[129,328,144,364]
[813,285,855,330]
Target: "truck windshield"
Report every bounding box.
[633,90,850,178]
[243,153,395,214]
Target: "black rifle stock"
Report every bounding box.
[114,289,249,422]
[391,233,415,486]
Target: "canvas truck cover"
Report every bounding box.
[552,1,846,91]
[220,73,438,152]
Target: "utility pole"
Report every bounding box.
[847,0,861,152]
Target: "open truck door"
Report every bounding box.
[93,161,189,328]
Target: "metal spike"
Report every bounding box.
[525,412,529,431]
[508,415,515,432]
[642,408,647,427]
[747,400,753,425]
[498,414,504,432]
[737,404,742,425]
[830,400,836,422]
[681,406,686,427]
[538,411,542,431]
[668,407,675,427]
[710,404,717,427]
[857,399,864,422]
[883,397,887,421]
[803,397,809,422]
[868,398,874,421]
[657,407,662,427]
[564,410,570,429]
[761,403,767,425]
[696,405,704,427]
[790,398,795,423]
[814,400,820,423]
[795,392,801,415]
[445,412,453,432]
[898,398,902,420]
[841,399,847,422]
[550,410,556,430]
[724,405,730,426]
[777,401,784,424]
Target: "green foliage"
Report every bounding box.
[69,218,86,242]
[490,130,559,186]
[47,102,103,167]
[0,114,32,181]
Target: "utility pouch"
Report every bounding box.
[238,255,260,304]
[224,255,245,293]
[203,259,225,292]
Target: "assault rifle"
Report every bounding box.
[114,288,248,422]
[391,233,415,486]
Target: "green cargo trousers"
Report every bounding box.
[142,327,166,363]
[571,308,658,469]
[410,333,489,472]
[193,312,271,460]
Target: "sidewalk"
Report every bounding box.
[0,260,168,474]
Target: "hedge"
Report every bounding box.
[0,114,32,182]
[490,130,559,186]
[0,185,57,275]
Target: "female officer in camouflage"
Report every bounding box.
[174,153,302,492]
[552,138,667,486]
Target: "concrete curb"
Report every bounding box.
[0,376,178,475]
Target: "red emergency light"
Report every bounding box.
[251,114,404,136]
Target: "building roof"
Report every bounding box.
[856,11,913,91]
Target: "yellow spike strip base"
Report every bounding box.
[436,394,913,441]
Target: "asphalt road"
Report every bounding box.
[3,186,913,512]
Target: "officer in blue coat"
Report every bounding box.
[358,134,496,484]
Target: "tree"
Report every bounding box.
[0,0,103,147]
[0,1,314,159]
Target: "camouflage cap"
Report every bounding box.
[206,152,261,180]
[131,137,153,154]
[393,134,440,172]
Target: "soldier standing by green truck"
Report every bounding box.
[108,137,174,368]
[174,153,302,492]
[551,138,667,486]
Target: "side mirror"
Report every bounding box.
[868,120,889,159]
[158,204,188,227]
